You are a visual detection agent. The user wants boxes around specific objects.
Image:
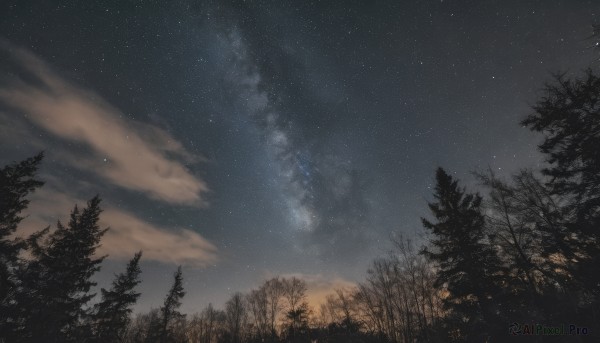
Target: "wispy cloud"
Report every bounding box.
[21,188,218,267]
[101,209,217,267]
[0,43,217,266]
[0,44,208,205]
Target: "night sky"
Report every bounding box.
[0,0,597,313]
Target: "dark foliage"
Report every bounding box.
[523,70,600,223]
[421,168,503,342]
[522,69,600,333]
[16,196,108,343]
[0,152,44,341]
[0,152,44,260]
[92,251,143,342]
[146,266,186,343]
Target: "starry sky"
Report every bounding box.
[0,0,597,313]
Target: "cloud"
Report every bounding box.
[0,44,208,205]
[20,188,218,267]
[0,43,218,266]
[100,209,217,267]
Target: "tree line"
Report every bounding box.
[2,58,600,343]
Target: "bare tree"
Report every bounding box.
[320,287,360,334]
[246,288,269,340]
[351,235,444,343]
[186,304,225,343]
[354,284,385,336]
[263,277,284,340]
[225,292,247,343]
[281,277,310,339]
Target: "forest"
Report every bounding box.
[2,37,600,343]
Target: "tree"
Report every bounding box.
[421,168,501,342]
[321,288,361,336]
[0,152,44,341]
[185,303,225,343]
[17,196,108,343]
[150,266,186,343]
[365,258,398,342]
[389,235,443,342]
[523,70,600,224]
[224,292,247,343]
[522,69,600,328]
[263,277,284,341]
[92,251,143,342]
[0,152,44,263]
[476,169,579,324]
[281,277,310,340]
[126,308,162,343]
[246,287,268,341]
[354,282,386,339]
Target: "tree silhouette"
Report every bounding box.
[476,169,585,327]
[0,152,44,341]
[263,277,284,341]
[282,277,310,340]
[17,196,108,343]
[0,152,44,262]
[523,71,600,223]
[224,292,247,343]
[147,266,186,343]
[246,287,269,341]
[92,251,143,342]
[185,303,225,343]
[522,69,600,330]
[421,168,501,342]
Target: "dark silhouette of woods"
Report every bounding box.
[19,195,107,343]
[0,155,185,343]
[1,28,600,343]
[0,153,44,340]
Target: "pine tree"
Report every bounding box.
[17,196,108,343]
[0,152,44,260]
[147,266,185,343]
[92,251,143,342]
[0,153,44,341]
[522,70,600,224]
[421,168,501,342]
[522,70,600,329]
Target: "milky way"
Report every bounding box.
[0,0,597,312]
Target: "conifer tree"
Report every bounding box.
[0,153,44,341]
[522,70,600,328]
[147,266,185,343]
[92,251,143,343]
[17,196,108,343]
[0,152,44,262]
[522,70,600,224]
[421,168,501,342]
